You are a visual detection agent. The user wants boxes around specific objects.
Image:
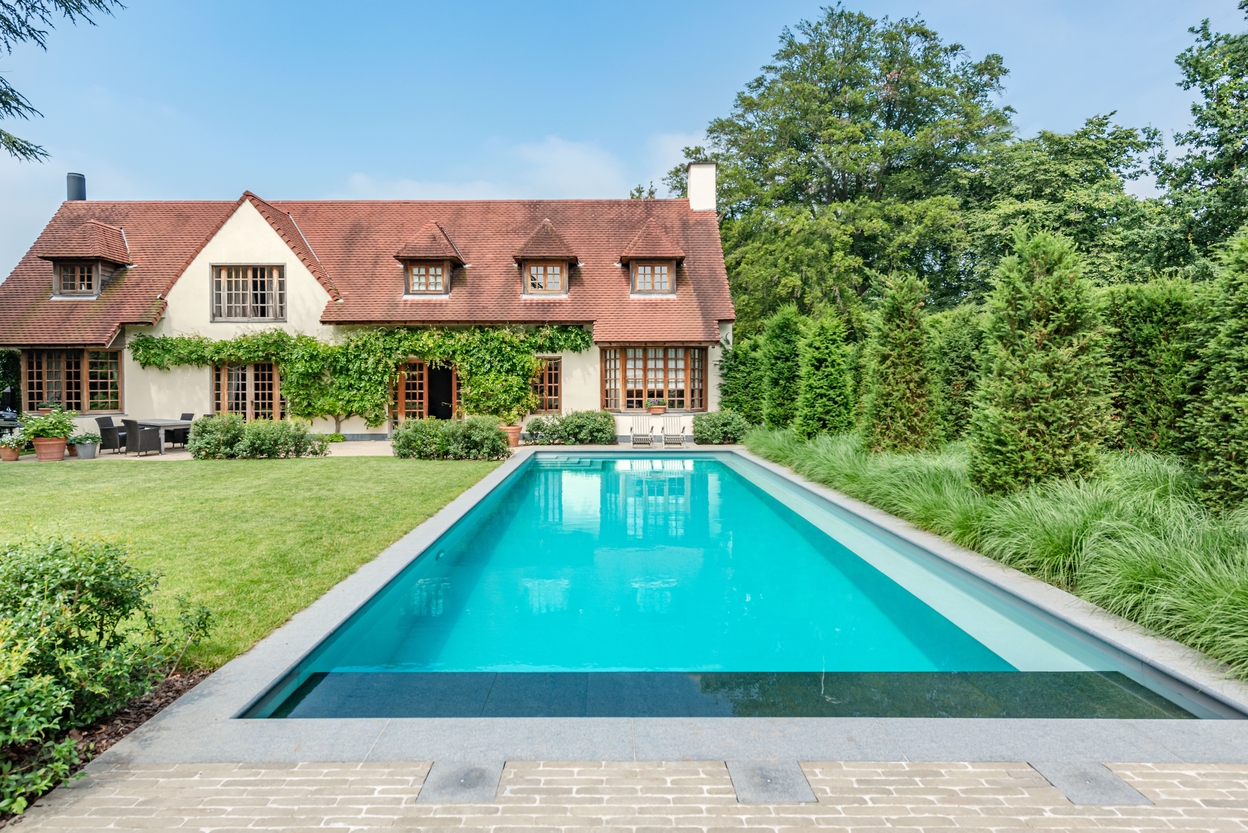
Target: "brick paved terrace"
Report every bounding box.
[17,760,1248,831]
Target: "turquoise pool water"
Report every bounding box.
[248,453,1219,719]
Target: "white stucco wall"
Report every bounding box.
[116,200,334,427]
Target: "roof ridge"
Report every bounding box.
[243,193,341,300]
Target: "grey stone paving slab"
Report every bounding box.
[415,759,505,803]
[1129,718,1248,762]
[1031,761,1152,805]
[633,718,903,761]
[95,718,389,764]
[366,718,635,761]
[726,759,817,803]
[882,719,1181,763]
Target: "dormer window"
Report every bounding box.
[407,261,448,294]
[58,262,96,295]
[527,261,563,294]
[632,261,673,294]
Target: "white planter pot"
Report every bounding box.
[76,442,98,459]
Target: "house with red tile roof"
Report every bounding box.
[0,164,735,439]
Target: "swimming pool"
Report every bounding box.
[245,452,1225,719]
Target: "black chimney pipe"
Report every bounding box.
[67,173,86,201]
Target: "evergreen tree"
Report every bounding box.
[1184,230,1248,509]
[968,229,1112,494]
[928,305,985,442]
[762,305,803,428]
[794,313,855,438]
[863,275,939,452]
[717,338,766,425]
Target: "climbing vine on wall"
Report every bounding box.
[128,325,594,427]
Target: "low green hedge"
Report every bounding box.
[391,416,511,460]
[525,410,618,445]
[187,415,328,460]
[0,536,211,815]
[692,411,750,445]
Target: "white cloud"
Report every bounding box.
[642,131,705,195]
[338,174,507,200]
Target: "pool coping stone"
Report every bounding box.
[93,444,1248,770]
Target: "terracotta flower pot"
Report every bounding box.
[32,437,67,462]
[502,424,522,447]
[648,405,667,415]
[0,447,19,462]
[68,444,78,457]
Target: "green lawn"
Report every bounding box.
[0,457,498,667]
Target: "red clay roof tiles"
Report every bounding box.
[619,218,686,264]
[513,218,578,263]
[394,221,465,264]
[34,219,131,265]
[0,196,735,347]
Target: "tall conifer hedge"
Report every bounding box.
[762,305,803,428]
[863,275,938,452]
[1185,231,1248,508]
[969,230,1112,493]
[795,313,855,438]
[928,305,984,442]
[1099,280,1199,454]
[717,339,766,424]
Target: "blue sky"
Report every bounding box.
[0,0,1242,275]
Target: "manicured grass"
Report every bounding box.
[747,428,1248,679]
[0,457,498,667]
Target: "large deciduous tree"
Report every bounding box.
[968,230,1113,494]
[668,4,1012,332]
[1,0,122,161]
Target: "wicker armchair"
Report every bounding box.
[94,416,127,454]
[121,419,161,457]
[166,413,194,448]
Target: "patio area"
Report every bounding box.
[8,438,398,462]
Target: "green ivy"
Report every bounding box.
[128,326,593,427]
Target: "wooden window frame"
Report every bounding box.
[532,357,562,414]
[213,362,285,421]
[55,260,99,296]
[404,260,450,295]
[211,264,287,322]
[599,346,708,412]
[391,359,461,421]
[631,260,675,295]
[524,260,565,295]
[22,348,123,413]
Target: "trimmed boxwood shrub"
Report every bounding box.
[188,415,327,460]
[525,410,618,445]
[391,416,510,460]
[692,411,749,444]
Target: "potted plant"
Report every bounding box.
[36,400,57,415]
[21,407,78,461]
[647,398,667,415]
[72,431,102,460]
[498,405,527,448]
[0,430,24,462]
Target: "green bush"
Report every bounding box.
[325,433,346,443]
[717,339,766,425]
[762,306,803,428]
[794,313,855,439]
[18,409,77,440]
[187,414,244,459]
[969,229,1113,493]
[0,536,211,814]
[746,428,1248,680]
[929,305,985,442]
[863,275,939,452]
[692,411,749,444]
[187,416,327,460]
[392,417,510,460]
[232,420,329,459]
[1099,279,1199,454]
[1184,231,1248,508]
[525,410,617,445]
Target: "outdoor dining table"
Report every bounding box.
[136,419,192,454]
